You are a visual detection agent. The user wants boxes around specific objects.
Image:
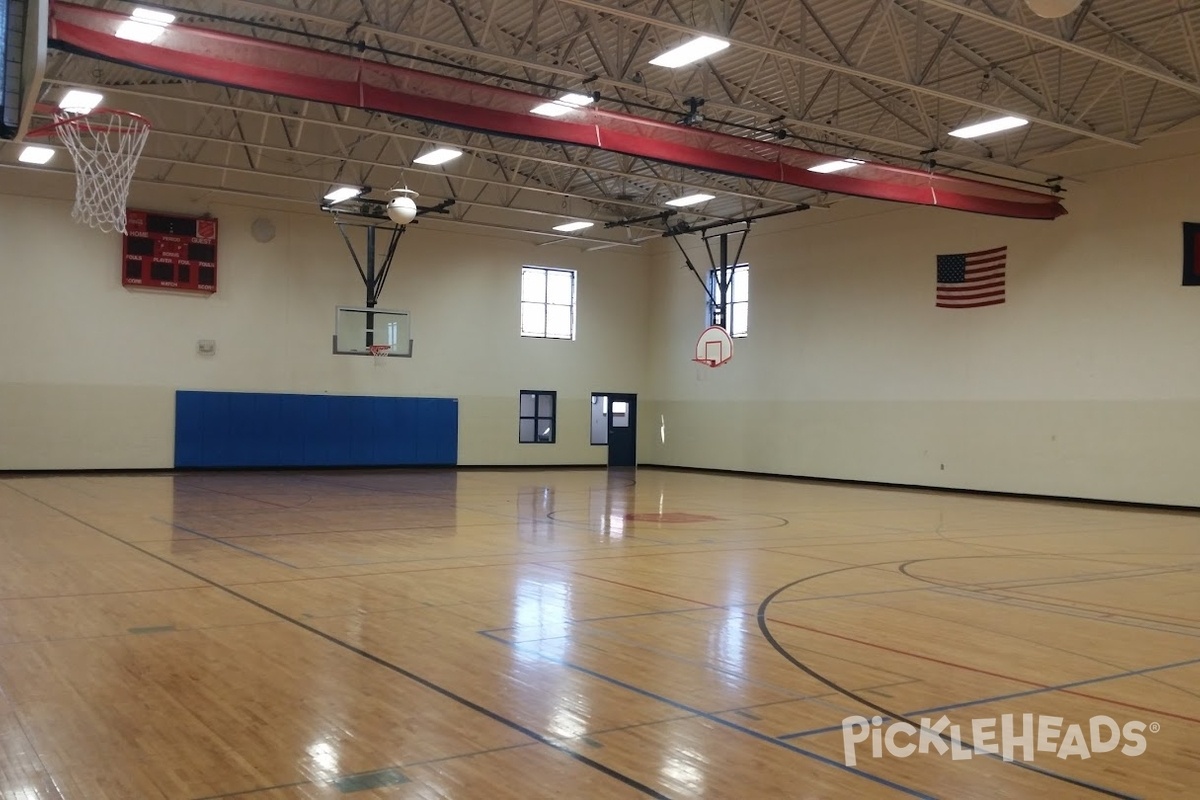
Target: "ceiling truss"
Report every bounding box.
[7,0,1198,245]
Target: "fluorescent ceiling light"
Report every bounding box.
[531,102,572,118]
[131,7,176,24]
[117,8,175,43]
[553,221,594,232]
[323,186,364,203]
[808,158,865,174]
[649,36,730,68]
[531,92,594,118]
[948,116,1028,138]
[117,20,168,42]
[58,89,103,114]
[665,193,715,207]
[18,145,55,165]
[556,93,594,107]
[413,147,462,166]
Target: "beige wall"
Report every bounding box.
[641,136,1200,506]
[0,179,649,469]
[4,135,1200,506]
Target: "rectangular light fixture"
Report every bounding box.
[117,8,175,43]
[665,193,715,207]
[18,145,55,165]
[323,186,364,203]
[948,116,1028,138]
[131,7,176,24]
[556,93,594,107]
[531,102,572,118]
[808,158,865,174]
[649,36,730,68]
[553,221,594,232]
[531,92,595,118]
[58,89,104,114]
[413,147,463,166]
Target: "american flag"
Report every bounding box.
[936,246,1007,309]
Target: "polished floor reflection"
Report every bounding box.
[0,468,1197,798]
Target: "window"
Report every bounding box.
[519,390,556,443]
[707,263,749,337]
[590,393,608,445]
[522,266,576,339]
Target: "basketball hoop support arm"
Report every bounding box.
[332,218,404,349]
[324,197,452,346]
[667,222,751,327]
[333,219,404,308]
[664,204,807,326]
[705,225,750,329]
[669,235,719,311]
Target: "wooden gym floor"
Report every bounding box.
[0,467,1196,799]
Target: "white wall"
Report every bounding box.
[0,176,650,469]
[641,133,1200,506]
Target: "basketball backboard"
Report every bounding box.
[694,325,733,367]
[333,306,413,357]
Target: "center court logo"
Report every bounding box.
[841,714,1156,766]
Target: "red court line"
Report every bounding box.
[477,563,1200,724]
[766,615,1200,725]
[575,573,1200,726]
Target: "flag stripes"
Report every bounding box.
[936,246,1007,309]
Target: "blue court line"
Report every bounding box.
[483,634,1142,800]
[478,631,936,800]
[152,517,299,569]
[925,585,1200,640]
[779,655,1200,740]
[480,582,960,638]
[485,612,927,717]
[480,605,744,637]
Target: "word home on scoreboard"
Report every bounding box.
[122,210,218,293]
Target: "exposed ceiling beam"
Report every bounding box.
[0,162,650,247]
[921,0,1200,97]
[42,79,805,211]
[549,0,1136,146]
[210,0,1075,177]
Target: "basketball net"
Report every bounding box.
[368,343,391,366]
[52,109,151,234]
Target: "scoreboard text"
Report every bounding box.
[122,210,218,293]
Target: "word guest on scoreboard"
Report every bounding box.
[122,210,218,293]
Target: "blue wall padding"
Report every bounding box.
[174,391,458,468]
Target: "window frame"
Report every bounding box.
[590,393,608,445]
[518,390,557,444]
[521,266,577,340]
[706,262,749,338]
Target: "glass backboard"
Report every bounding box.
[333,306,412,357]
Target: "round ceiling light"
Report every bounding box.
[1025,0,1084,18]
[386,188,419,225]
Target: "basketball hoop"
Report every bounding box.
[367,343,391,365]
[27,108,151,234]
[693,325,734,368]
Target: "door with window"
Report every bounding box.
[605,393,637,467]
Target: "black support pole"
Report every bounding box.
[704,232,733,329]
[365,226,376,345]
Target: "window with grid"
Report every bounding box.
[521,266,576,339]
[519,390,556,444]
[707,263,749,338]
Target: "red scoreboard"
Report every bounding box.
[122,210,218,293]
